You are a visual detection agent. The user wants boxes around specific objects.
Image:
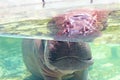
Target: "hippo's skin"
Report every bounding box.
[22,39,93,80]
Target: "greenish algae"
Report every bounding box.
[0,19,51,35]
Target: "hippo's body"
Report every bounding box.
[22,39,93,80]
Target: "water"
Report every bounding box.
[0,2,120,80]
[0,37,28,80]
[0,36,120,80]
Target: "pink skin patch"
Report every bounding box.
[60,13,97,36]
[53,9,110,38]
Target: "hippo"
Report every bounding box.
[22,39,93,80]
[22,9,110,80]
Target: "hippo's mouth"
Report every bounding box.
[49,56,82,62]
[48,56,93,71]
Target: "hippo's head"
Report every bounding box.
[44,9,109,72]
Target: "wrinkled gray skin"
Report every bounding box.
[22,39,93,80]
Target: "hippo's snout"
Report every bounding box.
[45,41,93,71]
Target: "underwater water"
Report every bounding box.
[0,36,120,80]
